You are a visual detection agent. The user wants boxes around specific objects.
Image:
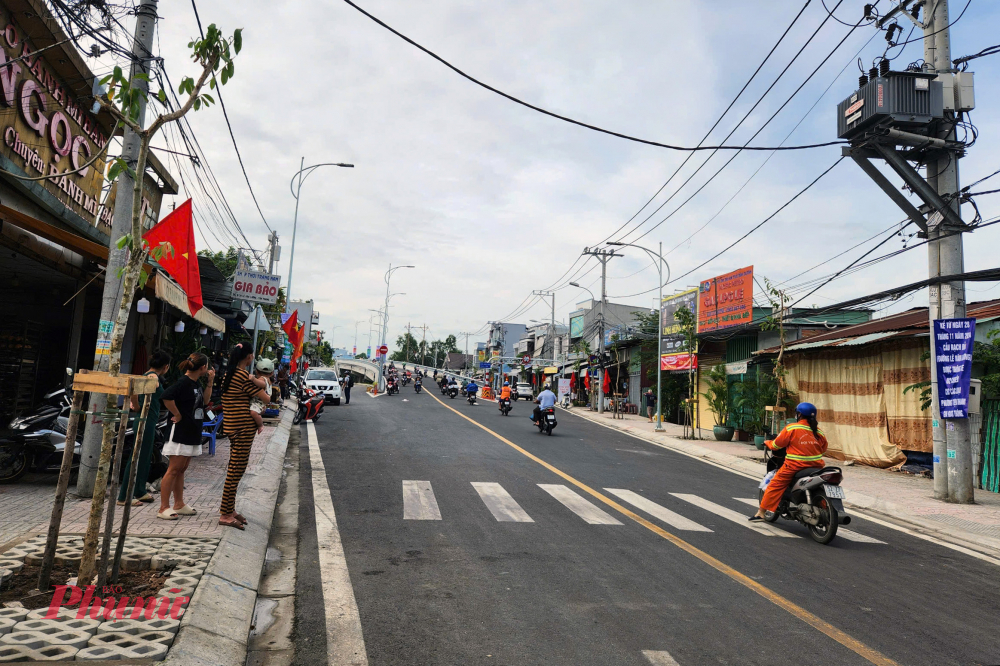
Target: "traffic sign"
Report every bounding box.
[521,354,531,366]
[378,344,388,354]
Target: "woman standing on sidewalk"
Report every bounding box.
[158,353,214,520]
[117,350,170,507]
[219,343,271,530]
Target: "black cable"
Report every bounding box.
[189,0,273,234]
[954,43,1000,66]
[337,0,848,153]
[612,158,844,299]
[595,0,815,245]
[885,0,972,49]
[821,0,870,26]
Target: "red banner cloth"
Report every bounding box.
[143,199,203,315]
[661,353,697,371]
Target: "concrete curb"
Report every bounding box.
[561,406,1000,559]
[163,407,295,666]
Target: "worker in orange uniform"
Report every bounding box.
[749,402,827,522]
[498,381,512,412]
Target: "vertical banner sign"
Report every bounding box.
[661,288,698,353]
[933,318,976,419]
[558,378,571,399]
[697,266,753,333]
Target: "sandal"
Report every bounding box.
[218,518,245,530]
[748,515,764,522]
[235,513,247,525]
[157,509,179,521]
[136,493,154,503]
[175,505,197,516]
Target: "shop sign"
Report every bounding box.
[231,269,281,304]
[933,318,975,419]
[697,266,753,333]
[661,352,697,372]
[557,378,571,398]
[661,288,697,352]
[725,360,748,375]
[0,9,109,225]
[569,315,584,338]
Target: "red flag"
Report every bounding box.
[584,374,590,390]
[143,199,202,315]
[602,371,611,394]
[281,310,299,337]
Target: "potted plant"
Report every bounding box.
[702,364,734,441]
[734,376,769,448]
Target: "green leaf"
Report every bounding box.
[107,161,121,182]
[99,74,113,86]
[158,89,167,103]
[193,98,201,111]
[133,72,150,82]
[137,271,149,290]
[209,77,216,90]
[115,234,130,250]
[233,28,243,54]
[220,69,228,85]
[116,266,125,279]
[113,65,123,81]
[201,94,214,104]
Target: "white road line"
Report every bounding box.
[306,421,369,665]
[731,498,886,544]
[604,489,712,532]
[538,484,622,525]
[471,482,534,522]
[642,649,681,665]
[402,480,442,520]
[670,493,798,538]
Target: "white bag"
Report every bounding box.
[759,469,776,490]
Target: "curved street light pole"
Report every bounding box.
[286,158,354,305]
[378,264,414,387]
[607,242,670,431]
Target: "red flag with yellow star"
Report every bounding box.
[143,199,203,314]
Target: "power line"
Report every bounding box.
[337,0,849,153]
[189,0,273,234]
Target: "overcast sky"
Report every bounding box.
[149,0,1000,352]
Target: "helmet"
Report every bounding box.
[503,381,509,386]
[795,402,817,419]
[255,358,274,374]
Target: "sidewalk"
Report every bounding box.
[563,406,1000,555]
[0,407,295,663]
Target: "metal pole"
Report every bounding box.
[927,0,972,503]
[287,156,304,305]
[598,257,606,414]
[656,241,664,431]
[77,0,158,496]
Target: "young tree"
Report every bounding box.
[77,25,244,586]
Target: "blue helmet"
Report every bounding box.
[503,381,509,386]
[796,402,817,419]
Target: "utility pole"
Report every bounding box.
[406,323,411,362]
[267,231,279,274]
[532,290,556,364]
[460,332,473,376]
[417,324,429,365]
[77,0,157,496]
[582,248,620,414]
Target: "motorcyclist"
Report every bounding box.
[414,375,422,392]
[750,402,828,522]
[531,384,557,424]
[465,379,479,400]
[498,381,512,412]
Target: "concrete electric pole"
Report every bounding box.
[460,332,473,376]
[582,248,620,414]
[532,290,556,364]
[77,0,158,496]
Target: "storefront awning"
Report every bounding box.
[153,273,225,332]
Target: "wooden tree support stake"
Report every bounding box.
[96,392,133,589]
[111,394,151,583]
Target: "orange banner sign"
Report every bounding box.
[697,266,753,333]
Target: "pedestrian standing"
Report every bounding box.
[645,388,657,423]
[219,342,271,529]
[277,364,289,400]
[117,350,170,507]
[343,370,354,404]
[158,353,214,520]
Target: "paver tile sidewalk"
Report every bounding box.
[0,426,275,547]
[566,407,1000,542]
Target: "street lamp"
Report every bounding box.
[353,319,365,357]
[379,264,414,385]
[287,158,354,305]
[607,241,671,432]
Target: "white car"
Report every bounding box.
[305,369,343,405]
[515,383,534,401]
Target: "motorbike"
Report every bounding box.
[386,379,399,396]
[0,388,76,483]
[293,386,326,425]
[414,380,422,394]
[401,375,411,387]
[535,407,557,435]
[757,448,850,545]
[498,398,511,416]
[447,385,459,399]
[439,381,449,395]
[466,391,477,405]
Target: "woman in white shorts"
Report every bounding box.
[158,353,214,520]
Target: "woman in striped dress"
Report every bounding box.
[219,343,271,529]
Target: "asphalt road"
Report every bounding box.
[294,387,1000,666]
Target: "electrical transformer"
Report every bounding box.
[837,71,944,141]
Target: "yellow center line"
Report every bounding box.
[425,391,899,666]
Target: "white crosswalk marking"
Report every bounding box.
[471,482,534,522]
[538,484,622,525]
[670,493,798,538]
[604,489,712,532]
[731,498,886,544]
[402,480,442,520]
[642,649,681,665]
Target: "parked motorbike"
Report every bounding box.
[757,448,850,544]
[535,407,557,435]
[0,388,76,483]
[293,387,326,425]
[498,398,511,416]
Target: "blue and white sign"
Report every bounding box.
[933,318,976,419]
[479,361,491,369]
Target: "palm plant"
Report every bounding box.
[702,364,731,427]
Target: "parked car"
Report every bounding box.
[516,383,534,401]
[304,369,343,405]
